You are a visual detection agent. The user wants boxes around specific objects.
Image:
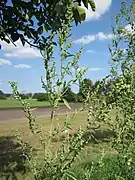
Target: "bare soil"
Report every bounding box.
[0,104,82,122]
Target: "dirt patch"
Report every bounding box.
[0,104,82,122]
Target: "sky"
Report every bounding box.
[0,0,130,93]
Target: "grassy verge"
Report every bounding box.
[0,99,61,108]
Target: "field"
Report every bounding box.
[0,99,53,108]
[0,111,115,180]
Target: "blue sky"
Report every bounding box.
[0,0,129,93]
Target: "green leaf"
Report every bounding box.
[25,14,29,20]
[33,0,40,4]
[66,53,75,58]
[82,0,89,9]
[55,4,62,14]
[77,6,86,22]
[19,35,25,46]
[88,0,96,11]
[44,24,51,32]
[52,42,57,46]
[37,26,43,35]
[4,38,10,44]
[73,9,80,25]
[63,99,71,110]
[11,33,19,42]
[56,80,62,86]
[64,171,77,180]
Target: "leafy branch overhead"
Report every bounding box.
[0,0,95,49]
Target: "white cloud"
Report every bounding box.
[0,81,3,85]
[5,48,41,58]
[0,39,42,59]
[0,58,12,65]
[81,0,112,21]
[74,35,96,44]
[1,40,24,51]
[71,66,88,74]
[86,50,96,53]
[89,67,103,71]
[74,32,113,44]
[14,64,31,69]
[96,32,113,40]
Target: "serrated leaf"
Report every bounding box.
[63,99,71,110]
[77,6,86,22]
[88,0,96,11]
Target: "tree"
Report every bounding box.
[63,87,76,102]
[0,90,4,96]
[4,93,12,98]
[0,0,95,49]
[20,93,29,100]
[79,78,93,96]
[76,78,93,102]
[83,78,93,90]
[0,90,6,99]
[92,80,104,95]
[26,93,33,98]
[33,93,48,101]
[76,93,83,102]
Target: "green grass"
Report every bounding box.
[0,111,115,179]
[0,99,53,108]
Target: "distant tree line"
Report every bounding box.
[0,78,115,102]
[0,90,48,101]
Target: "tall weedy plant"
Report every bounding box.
[72,1,135,179]
[10,1,92,179]
[10,0,135,179]
[102,0,135,179]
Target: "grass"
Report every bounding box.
[0,111,115,179]
[0,112,88,142]
[0,99,54,108]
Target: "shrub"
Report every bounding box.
[33,93,48,101]
[76,93,83,102]
[64,91,76,102]
[20,94,29,100]
[0,95,7,100]
[61,86,77,102]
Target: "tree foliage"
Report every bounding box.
[62,86,76,102]
[79,78,93,100]
[33,93,48,101]
[0,90,4,96]
[0,90,7,99]
[0,0,95,49]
